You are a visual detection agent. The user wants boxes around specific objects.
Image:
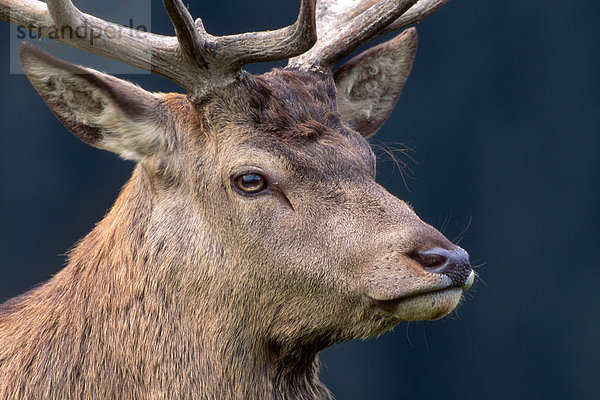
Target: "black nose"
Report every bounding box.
[409,247,473,287]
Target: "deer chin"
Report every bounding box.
[369,271,475,321]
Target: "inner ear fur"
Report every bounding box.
[334,28,418,139]
[19,43,167,161]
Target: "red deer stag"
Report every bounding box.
[0,0,474,398]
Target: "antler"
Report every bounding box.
[288,0,449,70]
[1,0,448,98]
[0,0,317,101]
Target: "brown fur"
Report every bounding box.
[0,57,471,399]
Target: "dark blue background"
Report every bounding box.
[1,1,599,399]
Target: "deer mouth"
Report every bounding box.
[369,270,475,320]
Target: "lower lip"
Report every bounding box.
[370,285,466,317]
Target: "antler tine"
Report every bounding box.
[204,0,317,69]
[45,0,80,27]
[288,0,448,71]
[379,0,450,36]
[162,0,208,69]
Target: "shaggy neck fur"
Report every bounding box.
[0,166,330,400]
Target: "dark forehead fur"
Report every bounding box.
[206,69,340,140]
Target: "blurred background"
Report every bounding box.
[1,0,598,399]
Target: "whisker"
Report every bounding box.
[439,209,453,235]
[453,215,473,244]
[405,322,415,348]
[370,140,418,192]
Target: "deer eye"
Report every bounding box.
[233,173,268,195]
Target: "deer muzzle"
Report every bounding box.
[368,246,475,320]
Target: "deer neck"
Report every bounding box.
[29,166,330,399]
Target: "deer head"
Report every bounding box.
[1,0,473,398]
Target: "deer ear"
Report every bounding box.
[334,28,417,139]
[19,44,166,161]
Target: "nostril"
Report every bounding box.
[409,252,447,271]
[409,247,473,287]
